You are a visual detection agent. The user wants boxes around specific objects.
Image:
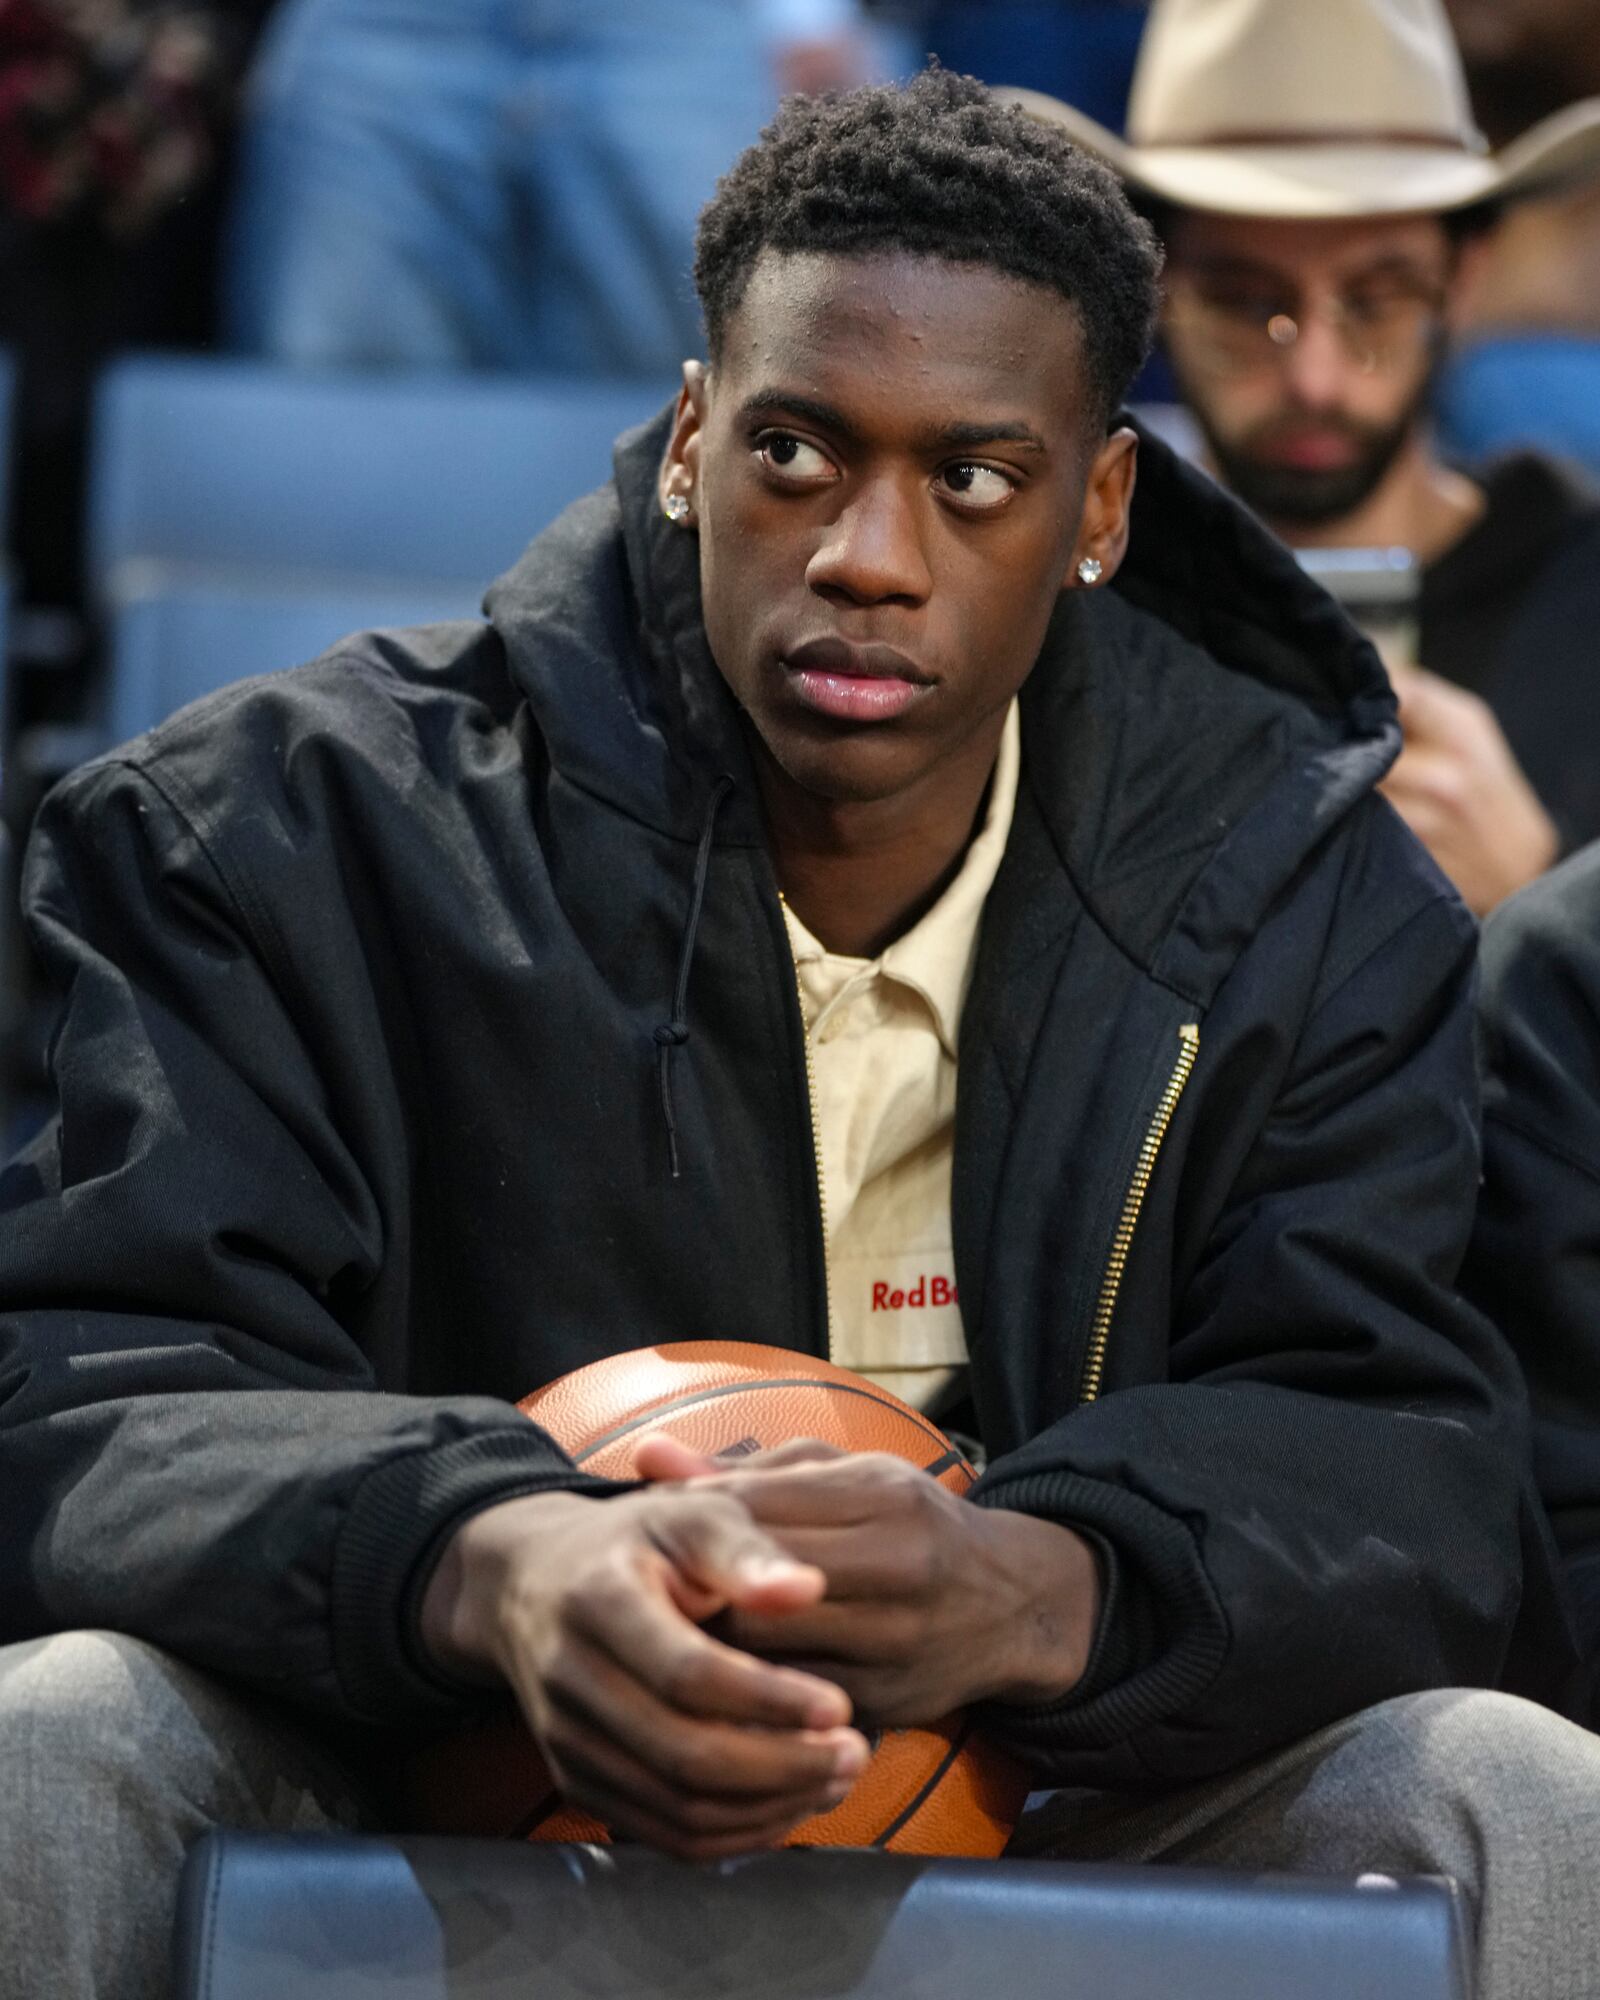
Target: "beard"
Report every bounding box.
[1185,365,1438,528]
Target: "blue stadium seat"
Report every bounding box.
[175,1834,1471,2000]
[88,357,673,589]
[84,356,672,743]
[105,564,481,746]
[1436,336,1600,481]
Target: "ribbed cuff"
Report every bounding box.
[970,1468,1229,1771]
[331,1427,629,1723]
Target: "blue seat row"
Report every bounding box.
[87,358,674,744]
[58,337,1600,756]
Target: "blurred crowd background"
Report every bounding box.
[0,0,1597,1132]
[0,0,1151,626]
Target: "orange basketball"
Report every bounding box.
[402,1342,1029,1856]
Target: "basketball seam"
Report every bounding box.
[871,1716,975,1849]
[568,1376,954,1464]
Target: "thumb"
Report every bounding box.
[633,1433,723,1482]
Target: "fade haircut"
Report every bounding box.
[693,68,1163,431]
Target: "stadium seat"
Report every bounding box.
[104,563,482,747]
[82,356,671,744]
[174,1833,1471,2000]
[88,357,673,590]
[1436,335,1600,481]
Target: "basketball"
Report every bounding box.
[402,1342,1030,1855]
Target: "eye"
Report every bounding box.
[1342,285,1418,329]
[757,432,836,484]
[939,462,1016,512]
[1196,283,1290,324]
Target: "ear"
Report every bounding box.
[1067,426,1139,589]
[659,360,710,525]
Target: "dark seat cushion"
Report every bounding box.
[174,1832,1470,2000]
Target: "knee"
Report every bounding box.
[1357,1688,1600,1825]
[0,1630,203,1791]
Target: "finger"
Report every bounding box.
[634,1435,851,1485]
[551,1727,845,1859]
[723,1599,922,1666]
[1396,672,1485,753]
[633,1434,723,1482]
[728,1524,916,1599]
[539,1630,869,1798]
[1387,659,1450,707]
[722,1439,851,1472]
[1378,781,1446,844]
[647,1489,833,1615]
[1380,752,1467,817]
[703,1455,926,1529]
[729,1656,932,1730]
[572,1773,829,1862]
[576,1552,854,1729]
[547,1702,860,1836]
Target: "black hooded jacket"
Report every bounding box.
[0,414,1550,1789]
[1466,841,1600,1724]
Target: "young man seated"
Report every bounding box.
[1,70,1595,2000]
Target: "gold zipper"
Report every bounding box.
[779,893,834,1359]
[1079,1022,1200,1405]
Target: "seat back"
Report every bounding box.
[104,564,482,746]
[1437,336,1600,480]
[84,357,669,744]
[88,357,672,590]
[174,1833,1471,2000]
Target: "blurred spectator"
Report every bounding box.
[225,0,892,376]
[1465,838,1600,1723]
[1438,2,1600,469]
[0,0,268,606]
[1015,0,1600,913]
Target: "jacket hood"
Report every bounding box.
[484,404,1399,1007]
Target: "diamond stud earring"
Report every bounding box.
[663,493,691,525]
[1077,556,1104,586]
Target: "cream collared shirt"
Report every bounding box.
[781,702,1021,1413]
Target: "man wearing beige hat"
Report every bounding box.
[1011,0,1600,915]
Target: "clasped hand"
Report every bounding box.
[419,1439,1097,1859]
[632,1434,1099,1725]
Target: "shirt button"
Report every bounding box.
[818,1013,847,1043]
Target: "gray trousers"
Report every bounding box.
[4,1630,1598,2000]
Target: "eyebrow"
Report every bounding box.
[1185,252,1440,289]
[736,389,1048,455]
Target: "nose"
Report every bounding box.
[806,475,933,608]
[1277,305,1356,410]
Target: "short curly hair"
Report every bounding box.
[694,69,1162,430]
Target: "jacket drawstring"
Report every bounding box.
[654,777,734,1180]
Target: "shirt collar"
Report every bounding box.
[781,700,1021,1059]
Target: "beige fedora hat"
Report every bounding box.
[1000,0,1600,219]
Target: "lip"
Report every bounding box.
[780,637,934,725]
[1261,431,1359,471]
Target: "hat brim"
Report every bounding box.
[1001,87,1600,219]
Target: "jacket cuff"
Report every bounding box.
[969,1467,1228,1775]
[331,1426,628,1723]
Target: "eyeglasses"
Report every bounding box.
[1163,270,1448,379]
